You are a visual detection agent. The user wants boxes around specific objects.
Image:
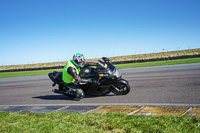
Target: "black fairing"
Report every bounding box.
[79,67,97,78]
[78,62,122,95]
[48,72,63,84]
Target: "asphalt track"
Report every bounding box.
[0,63,200,115]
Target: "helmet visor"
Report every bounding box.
[78,55,85,63]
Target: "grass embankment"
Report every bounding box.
[0,48,199,71]
[0,112,199,133]
[0,57,200,78]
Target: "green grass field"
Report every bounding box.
[0,69,63,78]
[0,112,199,133]
[0,57,200,78]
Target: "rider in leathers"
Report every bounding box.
[62,53,100,99]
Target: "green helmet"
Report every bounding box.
[72,53,85,68]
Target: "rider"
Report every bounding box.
[62,53,100,99]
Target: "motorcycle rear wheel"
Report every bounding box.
[111,80,130,95]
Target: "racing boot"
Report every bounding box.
[74,89,85,101]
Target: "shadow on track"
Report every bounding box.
[32,93,117,101]
[32,95,75,101]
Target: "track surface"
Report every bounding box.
[0,63,200,106]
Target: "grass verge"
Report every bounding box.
[0,57,200,78]
[115,57,200,69]
[0,112,199,133]
[0,69,63,78]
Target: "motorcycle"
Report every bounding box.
[48,57,131,100]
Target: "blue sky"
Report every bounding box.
[0,0,199,65]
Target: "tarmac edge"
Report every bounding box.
[0,105,200,117]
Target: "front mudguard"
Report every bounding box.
[117,79,129,85]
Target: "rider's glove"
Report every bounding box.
[73,80,79,85]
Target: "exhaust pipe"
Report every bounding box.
[52,89,68,95]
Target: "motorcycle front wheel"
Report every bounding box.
[110,79,130,95]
